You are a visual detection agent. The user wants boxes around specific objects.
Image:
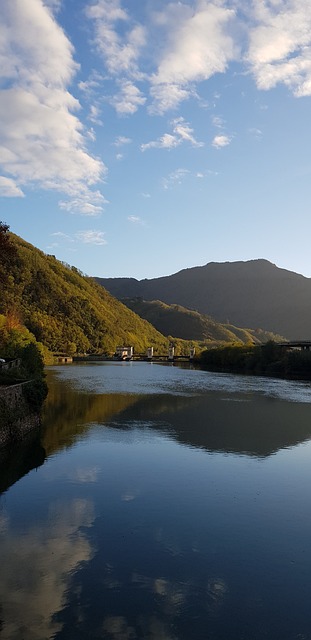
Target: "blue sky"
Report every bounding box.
[2,0,311,279]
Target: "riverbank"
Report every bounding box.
[197,341,311,381]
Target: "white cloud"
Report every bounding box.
[78,70,105,96]
[113,135,132,146]
[110,80,146,115]
[85,1,239,115]
[0,176,24,197]
[141,133,179,152]
[84,0,311,119]
[150,1,238,113]
[162,168,190,190]
[86,0,146,77]
[141,117,203,151]
[212,115,226,129]
[149,83,193,114]
[75,230,107,245]
[88,104,103,125]
[51,231,74,241]
[127,215,143,224]
[172,117,204,147]
[212,134,232,148]
[0,0,106,212]
[59,189,108,216]
[246,0,311,96]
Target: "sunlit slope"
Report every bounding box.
[96,259,311,340]
[1,234,168,354]
[120,298,283,344]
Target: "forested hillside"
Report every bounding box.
[96,260,311,340]
[0,230,168,355]
[121,298,283,344]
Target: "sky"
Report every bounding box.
[2,0,311,280]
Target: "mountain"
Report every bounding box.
[95,260,311,340]
[120,298,283,344]
[0,233,168,355]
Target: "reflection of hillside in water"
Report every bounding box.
[43,369,311,458]
[42,373,139,456]
[0,434,45,495]
[115,392,311,458]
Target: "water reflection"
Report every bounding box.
[0,498,95,640]
[0,434,45,495]
[43,368,311,458]
[42,375,139,456]
[1,364,311,639]
[117,392,311,457]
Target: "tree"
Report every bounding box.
[0,221,16,266]
[0,222,18,313]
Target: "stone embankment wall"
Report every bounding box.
[0,383,40,447]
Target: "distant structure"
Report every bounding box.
[168,344,175,361]
[115,346,133,360]
[113,345,196,362]
[277,341,311,351]
[53,353,73,364]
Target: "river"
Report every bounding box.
[1,361,311,639]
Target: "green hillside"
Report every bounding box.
[121,298,284,344]
[96,259,311,340]
[0,231,169,355]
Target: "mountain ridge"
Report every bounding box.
[95,259,311,340]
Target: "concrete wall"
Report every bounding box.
[0,383,41,448]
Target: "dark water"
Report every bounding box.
[1,362,311,639]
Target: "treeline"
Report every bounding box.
[198,341,311,379]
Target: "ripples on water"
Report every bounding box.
[49,360,311,403]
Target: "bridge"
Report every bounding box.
[277,341,311,351]
[132,353,194,362]
[114,345,196,362]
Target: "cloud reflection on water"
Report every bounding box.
[0,498,95,640]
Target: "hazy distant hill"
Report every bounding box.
[96,259,311,340]
[121,298,283,344]
[1,234,168,354]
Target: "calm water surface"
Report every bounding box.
[1,362,311,639]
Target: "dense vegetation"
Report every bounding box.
[96,259,311,340]
[121,298,283,344]
[0,313,48,391]
[198,342,311,379]
[0,228,169,356]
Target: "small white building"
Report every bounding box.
[115,346,133,360]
